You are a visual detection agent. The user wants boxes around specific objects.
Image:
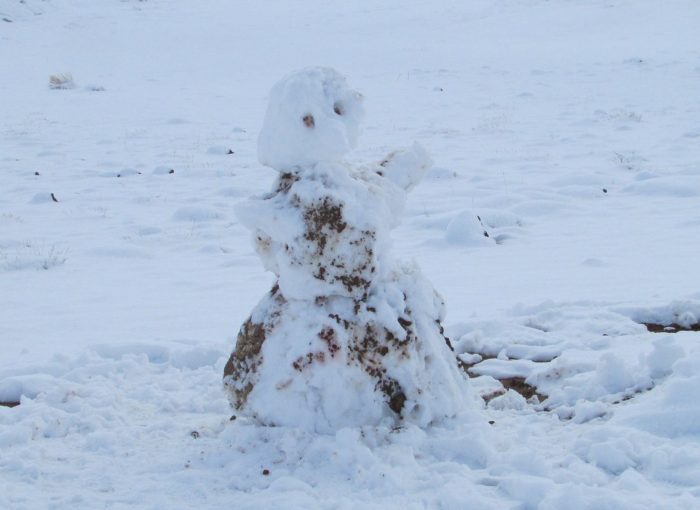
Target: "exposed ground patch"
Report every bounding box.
[643,322,700,333]
[458,352,547,403]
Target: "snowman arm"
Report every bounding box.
[376,142,432,192]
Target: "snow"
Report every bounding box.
[2,0,700,508]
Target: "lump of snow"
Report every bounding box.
[646,339,684,379]
[445,211,493,246]
[595,353,639,394]
[0,379,24,404]
[619,300,700,331]
[676,311,698,329]
[487,389,527,411]
[578,435,637,474]
[0,374,57,403]
[49,73,75,90]
[378,142,432,191]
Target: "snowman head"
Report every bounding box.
[257,67,364,171]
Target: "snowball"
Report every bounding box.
[257,67,364,171]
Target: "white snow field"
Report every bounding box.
[1,0,699,508]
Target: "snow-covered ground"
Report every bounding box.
[1,0,700,508]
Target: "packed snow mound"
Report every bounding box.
[445,211,494,246]
[257,67,364,171]
[226,69,472,431]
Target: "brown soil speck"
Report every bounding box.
[303,115,315,128]
[319,327,340,357]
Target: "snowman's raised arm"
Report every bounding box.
[376,142,432,192]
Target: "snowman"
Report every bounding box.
[224,67,473,432]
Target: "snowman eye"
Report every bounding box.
[302,114,315,128]
[333,102,344,116]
